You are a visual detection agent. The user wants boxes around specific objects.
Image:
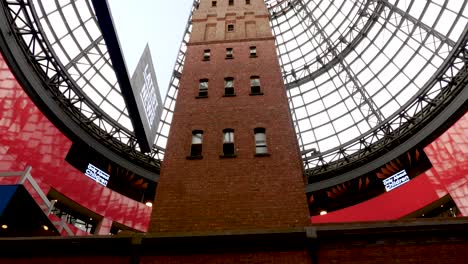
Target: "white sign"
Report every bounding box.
[85,163,110,186]
[383,170,410,192]
[139,64,158,127]
[130,45,162,152]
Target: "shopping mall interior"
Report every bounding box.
[0,0,466,263]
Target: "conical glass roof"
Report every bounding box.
[2,0,466,180]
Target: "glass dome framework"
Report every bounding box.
[0,0,466,188]
[0,0,164,177]
[266,0,468,184]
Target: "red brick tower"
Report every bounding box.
[150,0,310,232]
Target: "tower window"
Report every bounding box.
[190,130,203,158]
[250,46,257,57]
[227,24,235,32]
[203,49,211,60]
[229,0,234,6]
[226,48,233,59]
[198,79,208,97]
[250,76,262,95]
[222,129,235,156]
[246,0,250,4]
[224,77,235,96]
[254,128,268,155]
[212,1,217,7]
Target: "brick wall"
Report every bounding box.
[1,220,466,264]
[150,0,310,232]
[318,242,468,264]
[141,251,311,264]
[0,257,131,264]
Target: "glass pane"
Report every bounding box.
[256,146,268,154]
[199,81,208,89]
[251,78,260,86]
[255,132,266,142]
[225,79,234,87]
[223,131,234,143]
[192,133,203,144]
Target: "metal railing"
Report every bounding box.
[0,166,74,236]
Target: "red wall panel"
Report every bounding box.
[312,113,468,223]
[0,53,151,233]
[424,114,468,215]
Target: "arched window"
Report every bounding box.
[203,49,211,60]
[222,128,235,156]
[254,128,268,154]
[249,46,257,57]
[250,76,262,95]
[190,130,203,157]
[198,79,208,97]
[224,77,235,96]
[226,48,233,59]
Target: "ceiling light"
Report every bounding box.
[320,210,327,216]
[43,225,49,231]
[145,201,153,207]
[1,225,7,229]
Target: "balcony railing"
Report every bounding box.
[0,166,77,236]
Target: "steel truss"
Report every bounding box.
[267,0,467,186]
[306,29,467,190]
[271,0,384,86]
[0,0,161,178]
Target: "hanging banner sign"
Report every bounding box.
[130,44,163,152]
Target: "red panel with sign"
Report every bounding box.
[0,53,151,233]
[312,113,468,223]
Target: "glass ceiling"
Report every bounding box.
[269,0,466,171]
[6,0,468,177]
[31,0,133,135]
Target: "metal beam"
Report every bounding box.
[305,26,468,191]
[90,0,153,153]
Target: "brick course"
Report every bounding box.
[141,251,311,264]
[317,242,468,264]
